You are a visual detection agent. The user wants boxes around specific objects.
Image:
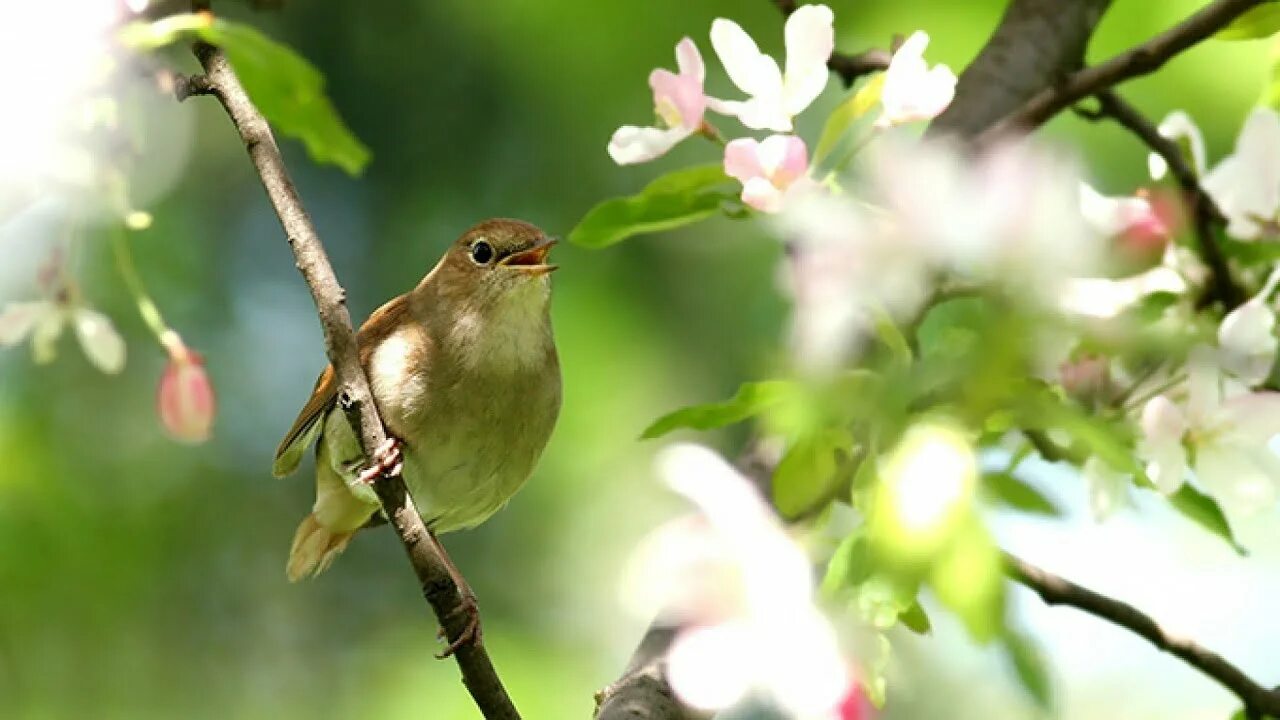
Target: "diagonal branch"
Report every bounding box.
[771,0,891,86]
[1074,90,1242,308]
[982,0,1265,139]
[183,38,521,720]
[1005,552,1280,717]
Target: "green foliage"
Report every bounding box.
[773,428,853,518]
[120,14,370,175]
[981,472,1063,517]
[1215,3,1280,40]
[813,74,886,166]
[1165,483,1248,555]
[915,296,993,363]
[641,379,796,438]
[568,165,737,248]
[1001,628,1054,709]
[898,599,933,635]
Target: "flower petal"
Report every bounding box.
[31,309,67,365]
[675,36,704,84]
[710,18,782,100]
[1083,456,1128,521]
[1203,108,1280,240]
[607,125,691,165]
[1139,395,1188,494]
[877,31,956,126]
[0,301,51,346]
[1218,299,1277,386]
[1151,110,1207,178]
[73,308,125,374]
[741,176,786,213]
[1196,443,1280,518]
[666,623,754,711]
[781,3,834,117]
[757,134,809,185]
[650,68,706,130]
[723,137,765,183]
[158,348,216,443]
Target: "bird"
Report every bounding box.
[272,218,561,654]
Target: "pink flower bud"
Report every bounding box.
[157,342,215,443]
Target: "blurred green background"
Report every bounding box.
[0,1,1276,718]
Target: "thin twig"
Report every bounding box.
[982,0,1265,139]
[1005,552,1280,717]
[184,38,521,720]
[771,0,891,86]
[1075,89,1242,308]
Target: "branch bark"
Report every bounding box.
[1005,552,1280,717]
[981,0,1265,139]
[930,0,1115,137]
[184,39,521,720]
[595,624,702,720]
[1074,90,1242,308]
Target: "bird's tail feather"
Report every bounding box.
[287,513,355,582]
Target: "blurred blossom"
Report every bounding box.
[880,422,976,543]
[0,298,125,374]
[777,136,1102,369]
[1059,353,1111,405]
[608,38,709,165]
[622,444,853,717]
[1138,348,1280,520]
[1058,264,1186,319]
[875,31,956,128]
[1218,266,1280,387]
[157,334,216,444]
[1083,456,1129,521]
[724,135,816,213]
[1156,109,1280,240]
[707,4,834,132]
[1078,183,1175,262]
[1147,110,1207,179]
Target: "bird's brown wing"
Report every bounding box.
[271,294,413,478]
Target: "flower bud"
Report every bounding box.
[157,340,215,443]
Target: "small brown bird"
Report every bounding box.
[272,219,561,650]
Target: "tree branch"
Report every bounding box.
[594,624,703,720]
[1005,552,1280,717]
[184,39,521,720]
[930,0,1116,137]
[981,0,1265,139]
[1074,89,1243,308]
[771,0,891,86]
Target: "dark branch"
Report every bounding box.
[771,0,890,86]
[1006,552,1280,717]
[595,624,702,720]
[184,38,521,720]
[930,0,1115,138]
[982,0,1265,138]
[1074,90,1243,308]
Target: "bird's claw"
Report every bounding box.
[435,593,482,659]
[358,437,404,484]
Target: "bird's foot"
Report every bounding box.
[435,592,482,659]
[357,437,403,484]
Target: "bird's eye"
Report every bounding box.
[470,240,494,265]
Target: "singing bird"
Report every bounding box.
[272,219,561,648]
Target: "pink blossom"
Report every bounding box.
[723,134,813,213]
[608,38,708,165]
[876,31,956,127]
[157,338,216,444]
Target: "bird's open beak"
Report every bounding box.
[501,237,558,275]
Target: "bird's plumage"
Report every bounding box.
[274,219,561,581]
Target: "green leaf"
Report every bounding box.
[641,379,795,439]
[898,600,932,635]
[569,165,736,248]
[930,517,1005,642]
[821,531,872,595]
[982,472,1062,516]
[1002,629,1053,709]
[1221,236,1280,266]
[1166,483,1248,555]
[872,305,912,369]
[915,296,992,363]
[813,73,886,165]
[772,427,852,518]
[120,15,370,175]
[1215,3,1280,40]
